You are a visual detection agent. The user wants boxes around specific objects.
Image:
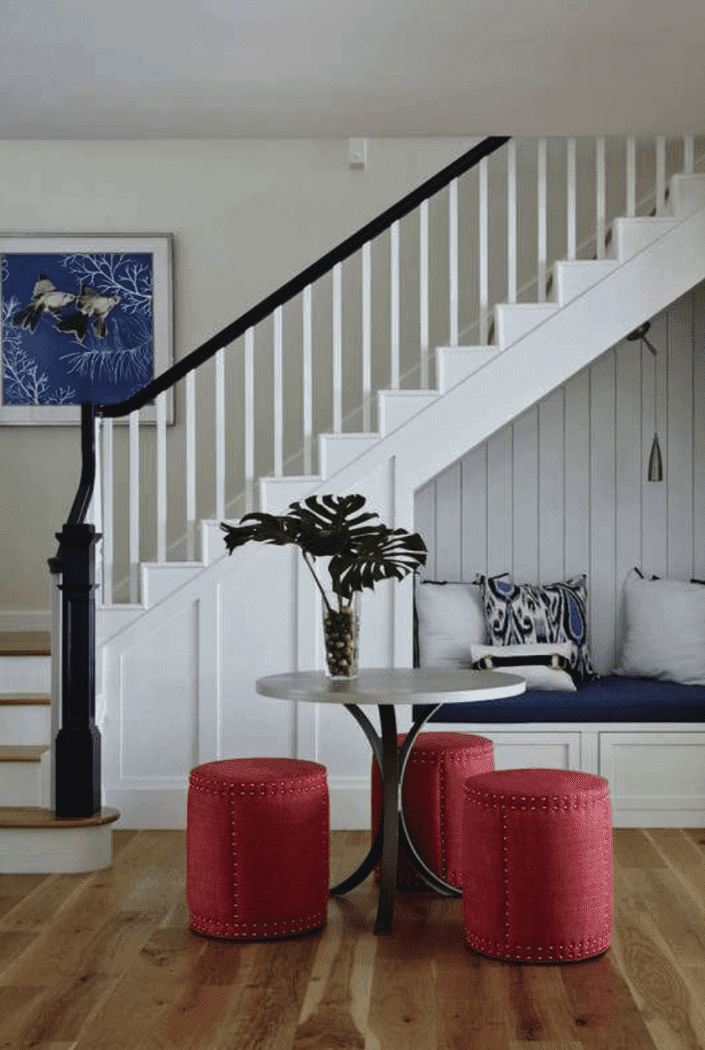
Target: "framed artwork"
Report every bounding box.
[0,234,173,424]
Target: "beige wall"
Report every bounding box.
[0,137,482,618]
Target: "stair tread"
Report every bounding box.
[0,806,120,829]
[0,631,51,657]
[0,745,49,762]
[0,693,51,706]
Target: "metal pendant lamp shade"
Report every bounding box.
[648,432,664,482]
[627,322,665,483]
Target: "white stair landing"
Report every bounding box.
[0,806,120,873]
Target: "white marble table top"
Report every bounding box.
[256,667,526,705]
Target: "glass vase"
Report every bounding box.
[322,596,360,679]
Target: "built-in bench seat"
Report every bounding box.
[413,675,705,724]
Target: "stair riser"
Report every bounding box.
[0,825,113,873]
[0,706,50,746]
[259,478,319,515]
[552,261,618,305]
[377,392,438,436]
[142,565,203,609]
[493,304,558,347]
[609,218,678,261]
[436,347,499,393]
[0,656,51,694]
[667,174,705,218]
[0,754,50,807]
[319,435,380,479]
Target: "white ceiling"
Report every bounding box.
[2,0,705,139]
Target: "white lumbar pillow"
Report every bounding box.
[469,641,577,691]
[415,580,486,668]
[614,569,705,685]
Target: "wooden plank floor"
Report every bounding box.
[0,828,703,1049]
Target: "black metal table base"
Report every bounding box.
[330,701,461,934]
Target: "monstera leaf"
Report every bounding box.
[329,526,428,601]
[221,493,427,609]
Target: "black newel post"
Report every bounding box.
[53,402,103,818]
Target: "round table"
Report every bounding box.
[256,668,525,934]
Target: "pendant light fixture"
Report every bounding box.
[627,322,664,482]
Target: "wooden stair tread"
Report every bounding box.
[0,631,51,657]
[0,693,51,706]
[0,806,120,829]
[0,745,48,762]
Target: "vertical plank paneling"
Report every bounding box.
[511,408,539,582]
[693,284,705,575]
[538,389,565,582]
[564,368,591,578]
[487,430,513,575]
[590,350,616,673]
[614,336,642,645]
[435,462,462,579]
[642,311,668,576]
[414,481,436,579]
[667,294,693,579]
[461,444,488,579]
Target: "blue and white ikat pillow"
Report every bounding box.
[479,574,598,684]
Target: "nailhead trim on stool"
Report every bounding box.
[371,732,494,889]
[187,758,329,940]
[462,768,613,963]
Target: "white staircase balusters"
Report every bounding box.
[215,347,226,517]
[93,135,705,611]
[626,136,637,217]
[567,137,577,260]
[185,371,197,559]
[596,137,606,260]
[156,390,167,562]
[449,178,459,346]
[419,200,429,387]
[478,155,489,342]
[129,408,140,599]
[537,138,547,303]
[390,220,400,388]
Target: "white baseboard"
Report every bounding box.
[0,610,52,632]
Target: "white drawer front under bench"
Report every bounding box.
[417,722,705,827]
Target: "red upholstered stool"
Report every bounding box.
[187,758,329,940]
[371,732,495,888]
[463,768,613,962]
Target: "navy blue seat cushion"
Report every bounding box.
[412,675,705,724]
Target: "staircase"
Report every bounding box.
[90,159,705,830]
[0,632,118,872]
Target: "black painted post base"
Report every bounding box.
[55,725,102,818]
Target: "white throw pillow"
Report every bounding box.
[470,642,577,692]
[415,580,486,668]
[614,569,705,685]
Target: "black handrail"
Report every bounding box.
[49,135,510,818]
[99,136,510,419]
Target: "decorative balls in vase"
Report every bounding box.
[221,494,427,678]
